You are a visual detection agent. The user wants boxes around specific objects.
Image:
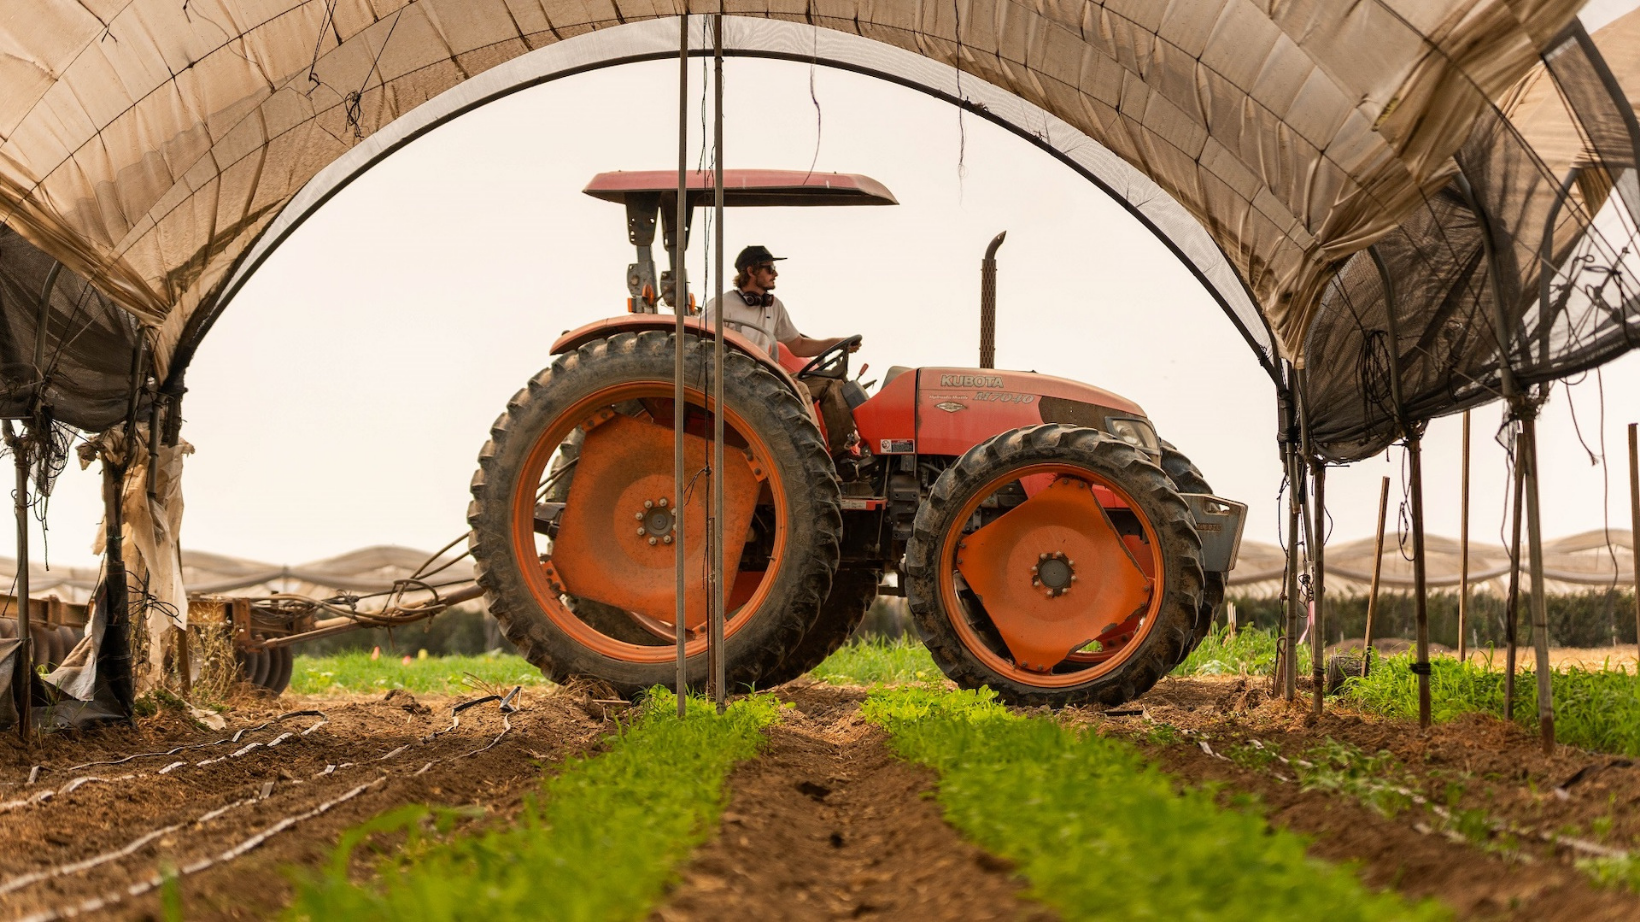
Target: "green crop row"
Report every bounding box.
[1172,625,1311,677]
[289,652,546,696]
[288,691,780,920]
[861,686,1445,921]
[1342,655,1640,757]
[808,635,944,686]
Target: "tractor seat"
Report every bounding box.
[883,365,912,386]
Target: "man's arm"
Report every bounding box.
[781,334,862,357]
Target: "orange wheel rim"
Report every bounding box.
[937,462,1163,687]
[509,380,788,662]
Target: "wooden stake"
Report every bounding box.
[5,422,31,741]
[1363,475,1390,678]
[1458,409,1471,662]
[672,12,689,719]
[1283,444,1303,702]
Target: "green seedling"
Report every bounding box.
[861,686,1445,921]
[289,691,780,920]
[290,652,547,696]
[809,636,943,686]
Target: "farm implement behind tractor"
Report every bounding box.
[465,170,1247,708]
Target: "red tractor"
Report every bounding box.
[467,171,1246,707]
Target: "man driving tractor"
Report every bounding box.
[703,245,861,454]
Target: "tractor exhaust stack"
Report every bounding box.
[980,232,1005,369]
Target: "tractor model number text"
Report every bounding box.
[971,391,1037,404]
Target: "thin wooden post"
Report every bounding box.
[1504,448,1525,720]
[672,12,690,719]
[1520,412,1556,753]
[1458,410,1471,662]
[1310,460,1326,715]
[1362,475,1390,677]
[1628,422,1638,672]
[5,422,31,740]
[1408,434,1433,728]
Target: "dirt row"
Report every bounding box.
[4,674,1640,920]
[0,686,614,921]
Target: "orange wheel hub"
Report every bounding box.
[956,476,1153,672]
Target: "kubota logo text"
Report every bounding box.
[939,374,1005,388]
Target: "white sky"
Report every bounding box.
[8,55,1640,573]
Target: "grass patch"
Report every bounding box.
[290,652,545,696]
[1343,655,1640,757]
[809,636,943,686]
[289,691,780,920]
[862,686,1445,921]
[1173,626,1310,677]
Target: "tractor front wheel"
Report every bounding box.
[468,330,842,697]
[905,425,1204,708]
[1158,440,1228,651]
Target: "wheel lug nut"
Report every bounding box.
[636,527,646,536]
[648,537,658,546]
[644,500,654,509]
[1039,552,1048,560]
[635,512,644,520]
[663,535,673,545]
[658,497,669,507]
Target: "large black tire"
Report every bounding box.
[759,568,881,687]
[1158,440,1228,650]
[905,425,1204,708]
[267,646,294,694]
[468,330,842,697]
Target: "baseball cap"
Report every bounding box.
[734,245,786,272]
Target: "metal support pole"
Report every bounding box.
[1282,438,1303,702]
[1408,434,1432,728]
[4,421,31,740]
[1363,475,1390,677]
[99,454,134,716]
[673,12,690,718]
[709,8,727,713]
[1458,410,1471,662]
[1629,422,1638,671]
[1504,438,1525,719]
[1520,414,1556,753]
[979,232,1005,368]
[1309,460,1326,714]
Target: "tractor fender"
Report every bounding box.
[550,315,808,401]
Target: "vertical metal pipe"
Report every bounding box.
[673,11,690,718]
[6,422,30,740]
[709,7,727,713]
[1629,422,1638,671]
[979,232,1005,369]
[1520,415,1556,753]
[1504,438,1525,719]
[1458,410,1471,662]
[1310,460,1326,714]
[1408,434,1432,728]
[1282,440,1303,702]
[1362,475,1390,677]
[101,455,133,716]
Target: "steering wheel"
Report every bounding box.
[796,334,863,380]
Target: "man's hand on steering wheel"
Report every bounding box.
[796,334,863,380]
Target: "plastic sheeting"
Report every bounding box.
[0,2,1596,384]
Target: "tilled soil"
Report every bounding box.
[1085,676,1640,920]
[657,683,1050,922]
[0,685,612,921]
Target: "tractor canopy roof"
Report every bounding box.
[583,170,897,208]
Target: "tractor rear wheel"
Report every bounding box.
[759,568,881,687]
[468,330,842,698]
[905,424,1204,708]
[1158,440,1228,650]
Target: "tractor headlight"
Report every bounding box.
[1104,417,1160,454]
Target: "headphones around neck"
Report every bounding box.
[736,289,774,308]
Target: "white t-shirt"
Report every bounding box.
[701,291,800,357]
